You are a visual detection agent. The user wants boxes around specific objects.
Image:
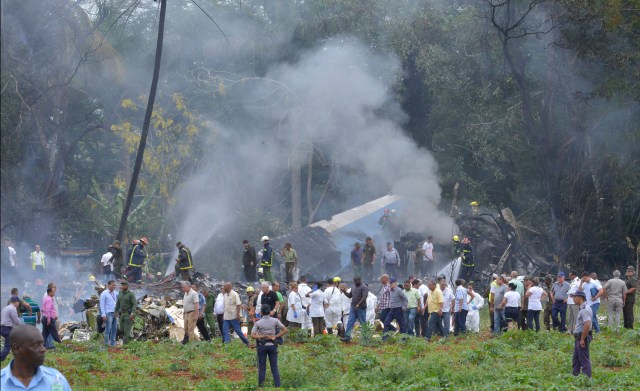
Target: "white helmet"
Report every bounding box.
[261,236,270,242]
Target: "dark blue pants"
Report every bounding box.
[379,308,396,332]
[41,316,61,346]
[591,303,601,333]
[1,326,12,361]
[385,263,398,279]
[405,308,417,335]
[454,310,468,335]
[344,307,367,339]
[551,301,567,331]
[425,312,443,341]
[127,266,142,283]
[257,343,280,387]
[383,307,406,340]
[527,310,541,332]
[441,311,451,337]
[572,334,592,377]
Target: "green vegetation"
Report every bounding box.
[39,314,639,390]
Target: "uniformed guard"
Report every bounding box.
[251,304,288,387]
[571,291,592,378]
[115,281,137,344]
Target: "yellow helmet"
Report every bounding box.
[246,286,255,293]
[89,274,96,282]
[333,276,341,283]
[453,235,460,242]
[470,201,479,207]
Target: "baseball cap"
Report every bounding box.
[10,296,21,303]
[390,277,397,283]
[572,291,586,299]
[627,265,635,272]
[557,272,565,277]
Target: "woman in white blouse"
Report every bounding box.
[502,282,521,330]
[286,282,303,328]
[525,278,548,332]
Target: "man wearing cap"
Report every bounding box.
[551,272,571,332]
[382,277,408,341]
[115,281,136,344]
[381,242,400,279]
[324,277,343,335]
[566,271,581,333]
[1,297,23,361]
[623,266,637,329]
[603,270,627,331]
[571,291,592,378]
[125,237,147,284]
[175,242,194,282]
[242,240,257,282]
[362,237,376,281]
[351,243,363,279]
[260,236,274,283]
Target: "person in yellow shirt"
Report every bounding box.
[425,280,444,341]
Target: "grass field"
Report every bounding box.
[30,310,640,390]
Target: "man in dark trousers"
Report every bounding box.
[108,240,124,279]
[175,242,194,282]
[242,240,257,282]
[623,265,637,329]
[115,281,137,344]
[572,291,592,378]
[260,236,274,283]
[125,238,147,284]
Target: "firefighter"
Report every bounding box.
[260,236,274,283]
[460,237,475,283]
[469,201,480,216]
[451,235,463,259]
[175,241,194,282]
[125,237,147,284]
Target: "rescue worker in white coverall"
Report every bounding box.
[465,284,485,333]
[324,277,343,335]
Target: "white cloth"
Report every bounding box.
[366,292,377,326]
[286,291,303,324]
[8,247,17,267]
[298,283,313,329]
[588,280,603,305]
[324,286,342,327]
[441,286,454,312]
[101,252,114,271]
[466,292,484,332]
[504,291,521,308]
[527,286,545,311]
[567,277,580,305]
[213,293,225,315]
[417,284,429,308]
[422,242,434,260]
[308,289,326,318]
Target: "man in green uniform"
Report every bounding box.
[202,287,217,337]
[115,281,137,344]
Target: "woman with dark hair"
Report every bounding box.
[503,282,521,331]
[251,304,288,387]
[526,277,548,332]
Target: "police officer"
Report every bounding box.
[260,236,274,283]
[250,304,288,388]
[572,291,592,378]
[175,241,194,282]
[115,281,137,344]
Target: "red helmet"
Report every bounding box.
[139,237,148,245]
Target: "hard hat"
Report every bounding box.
[333,277,341,283]
[139,237,148,245]
[453,235,460,242]
[470,201,479,207]
[246,286,255,293]
[261,236,270,242]
[89,275,96,282]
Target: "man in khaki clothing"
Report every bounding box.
[603,270,627,331]
[181,281,199,344]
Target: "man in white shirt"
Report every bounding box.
[439,277,454,337]
[579,272,604,333]
[99,280,118,346]
[100,251,115,281]
[5,240,17,270]
[214,290,225,338]
[566,271,581,333]
[298,276,312,330]
[422,236,435,276]
[413,279,429,337]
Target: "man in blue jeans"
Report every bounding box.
[492,276,507,333]
[551,272,570,332]
[221,282,249,346]
[453,279,468,335]
[99,280,118,346]
[579,272,603,333]
[340,277,369,342]
[424,280,444,341]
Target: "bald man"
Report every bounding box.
[0,324,71,390]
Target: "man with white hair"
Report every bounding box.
[603,270,627,331]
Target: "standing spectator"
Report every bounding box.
[99,280,118,346]
[493,276,508,334]
[297,277,312,330]
[192,283,211,342]
[244,286,258,335]
[115,281,136,344]
[5,239,18,272]
[100,249,115,281]
[222,282,249,346]
[551,272,571,332]
[422,236,435,277]
[424,280,444,341]
[108,240,123,279]
[286,282,303,329]
[0,324,72,390]
[251,304,288,388]
[465,284,484,333]
[1,297,23,361]
[306,283,327,336]
[180,282,199,344]
[377,274,394,333]
[488,274,498,332]
[280,243,298,283]
[41,284,57,349]
[503,282,521,331]
[381,242,400,279]
[412,279,429,337]
[439,277,455,337]
[453,279,468,335]
[510,272,526,330]
[603,270,627,331]
[542,276,553,331]
[623,266,637,329]
[259,236,274,283]
[403,280,421,336]
[272,282,286,326]
[351,243,363,278]
[413,243,425,278]
[40,286,61,348]
[30,245,45,278]
[202,287,218,337]
[526,278,547,332]
[579,272,603,333]
[259,283,281,318]
[242,240,257,282]
[214,290,225,338]
[382,278,408,341]
[362,237,377,281]
[324,278,343,335]
[566,271,581,333]
[340,277,370,342]
[571,291,593,378]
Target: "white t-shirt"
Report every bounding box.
[422,242,434,260]
[527,286,544,311]
[567,277,580,305]
[504,291,521,308]
[298,283,311,307]
[8,247,17,267]
[417,284,429,308]
[214,293,225,315]
[287,291,303,323]
[584,279,603,305]
[308,289,326,317]
[366,292,377,325]
[441,286,454,312]
[324,286,342,311]
[101,252,113,270]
